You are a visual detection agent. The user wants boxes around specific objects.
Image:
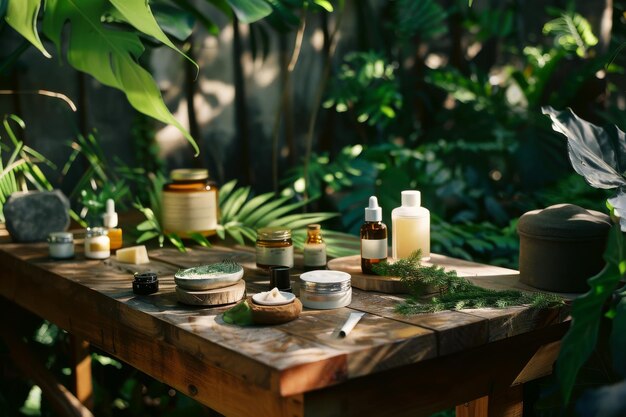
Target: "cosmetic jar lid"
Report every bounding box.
[86,227,108,237]
[299,270,351,294]
[257,227,291,241]
[171,168,209,181]
[270,266,292,291]
[48,232,73,243]
[133,272,158,283]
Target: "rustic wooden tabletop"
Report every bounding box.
[0,239,570,417]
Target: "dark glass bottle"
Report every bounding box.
[360,196,388,274]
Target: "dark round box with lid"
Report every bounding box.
[517,204,611,293]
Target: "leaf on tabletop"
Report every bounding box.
[542,106,626,190]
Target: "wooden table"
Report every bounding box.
[0,242,570,417]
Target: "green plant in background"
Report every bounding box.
[323,51,402,130]
[135,177,360,257]
[0,114,54,222]
[543,106,626,416]
[61,132,131,227]
[373,251,563,314]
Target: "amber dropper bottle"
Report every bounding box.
[360,196,388,275]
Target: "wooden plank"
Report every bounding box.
[0,244,441,398]
[303,323,568,417]
[68,336,94,410]
[456,397,488,417]
[346,289,489,356]
[328,254,519,294]
[487,384,523,417]
[512,341,561,385]
[0,301,95,417]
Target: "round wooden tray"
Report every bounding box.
[176,279,246,306]
[248,296,302,324]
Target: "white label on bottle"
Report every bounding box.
[361,238,387,260]
[256,245,294,267]
[304,243,327,266]
[162,190,217,233]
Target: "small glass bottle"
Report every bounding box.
[392,190,430,260]
[256,227,294,269]
[361,196,388,275]
[103,198,122,251]
[84,227,110,260]
[162,169,219,238]
[303,224,327,271]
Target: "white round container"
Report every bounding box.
[299,270,352,309]
[84,227,110,259]
[48,232,74,259]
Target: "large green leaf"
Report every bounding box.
[5,0,51,58]
[542,106,626,190]
[108,0,196,69]
[42,0,198,154]
[556,224,626,403]
[226,0,272,23]
[611,296,626,376]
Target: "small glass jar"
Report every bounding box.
[299,270,352,309]
[256,227,294,269]
[162,168,219,238]
[48,232,74,259]
[133,272,159,295]
[84,227,110,259]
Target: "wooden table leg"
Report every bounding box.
[456,385,523,417]
[456,396,488,417]
[488,384,523,417]
[69,335,94,410]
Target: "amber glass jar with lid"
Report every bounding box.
[256,227,294,269]
[162,169,219,238]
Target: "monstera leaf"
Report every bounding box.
[542,106,626,190]
[36,0,198,153]
[5,0,50,57]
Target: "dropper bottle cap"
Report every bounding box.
[401,190,421,207]
[103,198,118,228]
[364,196,382,222]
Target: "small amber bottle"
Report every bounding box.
[303,224,327,271]
[162,169,219,238]
[360,196,388,275]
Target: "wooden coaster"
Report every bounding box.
[248,296,302,325]
[176,279,246,306]
[327,254,519,294]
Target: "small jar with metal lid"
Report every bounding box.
[299,270,352,309]
[48,232,74,259]
[162,168,219,238]
[84,227,110,260]
[256,227,294,269]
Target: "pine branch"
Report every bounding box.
[373,250,564,314]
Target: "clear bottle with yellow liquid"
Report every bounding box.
[391,190,430,260]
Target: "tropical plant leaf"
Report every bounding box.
[542,106,626,190]
[556,224,626,403]
[226,0,272,23]
[42,0,198,154]
[543,12,598,58]
[5,0,51,58]
[189,232,212,247]
[218,179,238,205]
[611,296,626,377]
[108,0,195,68]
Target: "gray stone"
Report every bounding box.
[4,190,71,242]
